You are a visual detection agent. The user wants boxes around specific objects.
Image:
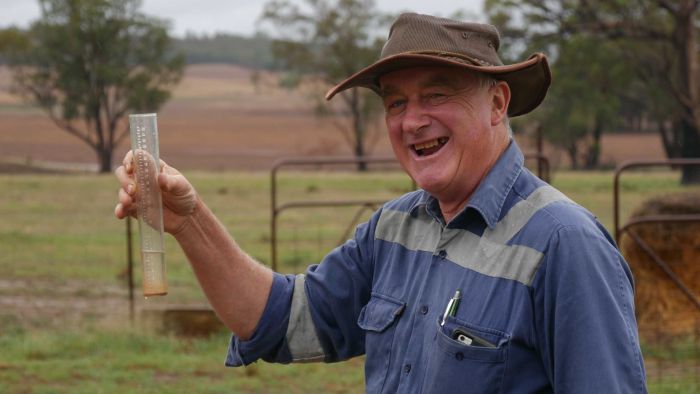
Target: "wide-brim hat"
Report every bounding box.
[325,13,551,117]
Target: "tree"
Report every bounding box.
[488,2,629,169]
[534,36,634,169]
[259,0,392,171]
[487,0,700,183]
[1,0,184,173]
[576,0,700,183]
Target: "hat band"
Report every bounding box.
[385,50,498,67]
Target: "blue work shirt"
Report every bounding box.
[226,141,647,393]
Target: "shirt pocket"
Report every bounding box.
[421,316,510,394]
[357,293,405,394]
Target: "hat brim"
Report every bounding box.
[325,52,551,117]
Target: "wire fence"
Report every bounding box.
[641,317,700,392]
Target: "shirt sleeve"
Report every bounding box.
[303,212,376,362]
[532,221,647,393]
[225,209,378,366]
[225,272,296,366]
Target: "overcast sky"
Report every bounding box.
[0,0,485,38]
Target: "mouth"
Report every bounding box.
[412,137,449,157]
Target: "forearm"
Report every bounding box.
[173,197,273,340]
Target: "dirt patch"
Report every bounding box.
[0,278,200,332]
[0,278,126,330]
[0,161,66,174]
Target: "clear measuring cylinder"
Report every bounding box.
[129,113,167,297]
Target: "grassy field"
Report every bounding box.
[1,168,699,392]
[0,327,365,393]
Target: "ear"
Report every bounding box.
[490,81,511,126]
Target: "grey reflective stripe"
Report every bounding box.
[376,186,573,286]
[376,208,442,252]
[449,233,545,285]
[482,185,573,244]
[286,274,325,362]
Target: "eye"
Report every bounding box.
[425,92,449,105]
[384,99,406,115]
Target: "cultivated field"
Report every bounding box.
[0,64,666,173]
[0,64,696,392]
[0,64,395,172]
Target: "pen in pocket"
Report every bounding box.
[441,290,461,326]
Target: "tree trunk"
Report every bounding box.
[675,3,700,184]
[658,118,683,159]
[567,144,579,170]
[355,140,367,172]
[98,147,112,173]
[584,116,603,169]
[350,89,367,172]
[680,119,700,184]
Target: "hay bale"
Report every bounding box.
[620,192,700,342]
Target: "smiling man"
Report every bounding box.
[115,13,647,393]
[379,67,510,222]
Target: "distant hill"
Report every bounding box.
[173,33,278,70]
[0,28,277,69]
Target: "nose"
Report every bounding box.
[401,101,430,135]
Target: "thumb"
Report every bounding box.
[159,171,193,196]
[158,172,178,193]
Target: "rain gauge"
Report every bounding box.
[129,113,167,297]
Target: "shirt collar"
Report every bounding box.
[409,140,524,229]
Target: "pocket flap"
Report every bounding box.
[357,293,405,332]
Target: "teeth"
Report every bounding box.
[413,137,448,151]
[414,139,439,151]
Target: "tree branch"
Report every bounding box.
[578,19,670,41]
[47,109,95,148]
[656,0,677,14]
[21,82,95,147]
[333,117,355,149]
[115,122,130,146]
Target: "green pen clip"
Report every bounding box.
[441,290,462,326]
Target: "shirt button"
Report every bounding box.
[404,364,412,374]
[438,250,447,259]
[455,352,464,361]
[420,305,429,315]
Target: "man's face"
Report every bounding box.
[379,66,509,206]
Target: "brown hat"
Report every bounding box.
[325,13,551,117]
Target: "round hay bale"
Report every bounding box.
[620,192,700,342]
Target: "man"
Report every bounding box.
[115,13,647,393]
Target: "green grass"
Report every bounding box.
[0,169,698,392]
[0,327,365,393]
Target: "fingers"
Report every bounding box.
[118,186,133,206]
[114,201,137,219]
[114,175,137,219]
[122,151,135,173]
[114,165,135,191]
[114,151,137,220]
